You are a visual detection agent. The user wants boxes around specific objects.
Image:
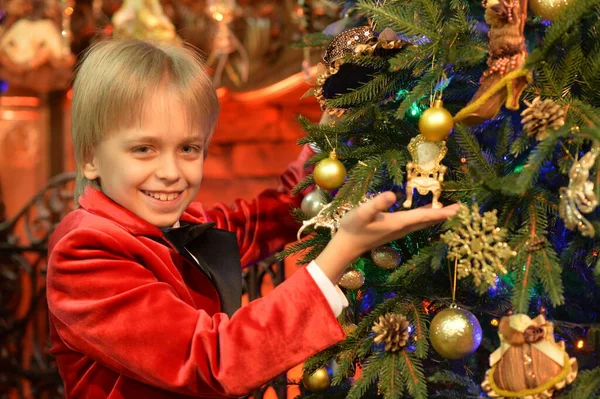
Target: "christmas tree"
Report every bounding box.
[285,0,600,397]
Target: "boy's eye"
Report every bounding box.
[181,145,201,154]
[132,146,152,153]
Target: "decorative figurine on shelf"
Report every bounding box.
[205,0,249,87]
[0,0,75,92]
[402,134,448,209]
[112,0,181,45]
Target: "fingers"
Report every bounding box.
[398,203,460,226]
[355,191,396,221]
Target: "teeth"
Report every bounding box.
[144,191,180,201]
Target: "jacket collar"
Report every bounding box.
[78,187,207,237]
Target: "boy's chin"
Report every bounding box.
[150,216,183,228]
[139,211,184,228]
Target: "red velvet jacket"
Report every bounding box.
[46,146,345,398]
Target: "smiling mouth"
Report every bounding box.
[143,190,183,201]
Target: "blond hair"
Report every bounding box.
[71,39,220,201]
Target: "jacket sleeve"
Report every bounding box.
[47,226,344,398]
[201,144,314,267]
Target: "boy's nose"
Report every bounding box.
[155,156,181,182]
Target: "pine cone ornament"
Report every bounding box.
[521,97,566,141]
[372,313,410,352]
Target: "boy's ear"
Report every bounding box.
[82,154,100,181]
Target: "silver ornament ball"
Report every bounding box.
[301,190,328,218]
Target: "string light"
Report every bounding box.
[576,339,584,349]
[490,319,499,327]
[408,102,422,117]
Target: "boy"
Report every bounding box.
[47,39,458,398]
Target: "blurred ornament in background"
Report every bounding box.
[339,268,365,290]
[0,0,75,92]
[529,0,571,21]
[204,0,248,87]
[371,245,402,269]
[302,366,331,393]
[112,0,181,44]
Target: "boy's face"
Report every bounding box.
[83,90,207,227]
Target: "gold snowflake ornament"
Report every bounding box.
[441,203,515,289]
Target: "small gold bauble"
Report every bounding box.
[418,99,454,141]
[313,150,346,190]
[371,246,402,269]
[429,307,482,359]
[302,367,331,393]
[301,189,328,218]
[529,0,570,20]
[338,269,365,290]
[342,323,358,335]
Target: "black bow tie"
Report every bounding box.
[161,222,216,247]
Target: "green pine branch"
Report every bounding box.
[452,124,496,177]
[398,351,427,399]
[326,156,385,213]
[293,32,332,48]
[381,149,407,186]
[291,174,316,196]
[387,241,448,284]
[326,73,398,109]
[356,1,441,41]
[396,65,443,119]
[428,371,482,399]
[397,301,429,358]
[526,0,600,68]
[347,353,386,399]
[557,367,600,398]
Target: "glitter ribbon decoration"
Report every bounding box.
[297,195,373,240]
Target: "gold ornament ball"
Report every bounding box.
[418,99,454,141]
[301,190,328,218]
[339,269,365,290]
[342,323,358,335]
[314,151,346,191]
[302,367,331,393]
[371,246,402,269]
[429,307,482,359]
[529,0,570,21]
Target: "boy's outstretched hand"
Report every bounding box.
[315,191,460,284]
